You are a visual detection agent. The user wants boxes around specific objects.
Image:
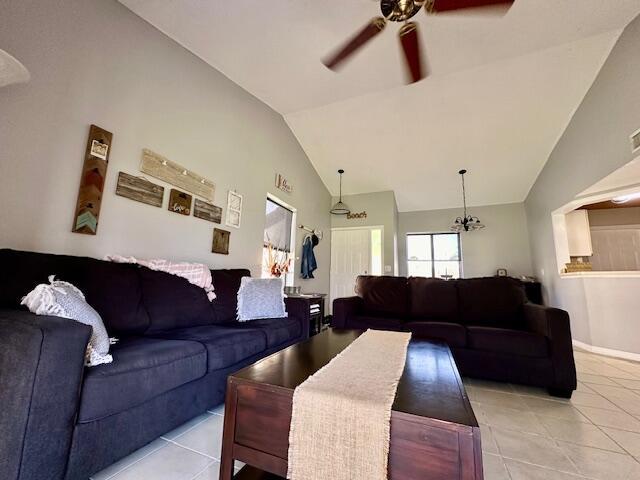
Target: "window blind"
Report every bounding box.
[264,199,293,252]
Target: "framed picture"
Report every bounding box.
[212,228,230,255]
[90,139,109,160]
[496,268,508,277]
[226,190,243,228]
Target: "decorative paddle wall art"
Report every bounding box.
[115,172,164,207]
[72,125,112,235]
[168,189,192,216]
[212,228,230,255]
[194,199,222,223]
[226,190,243,229]
[140,149,215,201]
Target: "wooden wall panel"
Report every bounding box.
[140,149,215,201]
[115,172,164,207]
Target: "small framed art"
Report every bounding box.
[226,190,243,228]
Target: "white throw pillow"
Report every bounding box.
[237,277,287,321]
[21,275,113,366]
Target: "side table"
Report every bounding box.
[285,294,326,336]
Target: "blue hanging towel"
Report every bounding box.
[301,235,317,279]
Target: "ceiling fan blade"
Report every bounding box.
[323,17,386,70]
[428,0,514,14]
[398,22,425,84]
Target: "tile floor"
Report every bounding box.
[92,349,640,480]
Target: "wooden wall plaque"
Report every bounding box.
[115,172,164,207]
[140,149,215,201]
[194,199,222,223]
[72,124,112,235]
[212,228,230,255]
[168,189,192,216]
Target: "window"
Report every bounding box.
[262,196,295,285]
[407,233,461,279]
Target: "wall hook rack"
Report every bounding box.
[299,224,323,240]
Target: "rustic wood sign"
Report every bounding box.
[168,189,192,216]
[194,198,222,223]
[212,228,230,255]
[140,149,215,201]
[72,124,112,235]
[275,173,293,194]
[347,211,367,219]
[115,172,164,207]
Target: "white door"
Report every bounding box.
[330,228,373,312]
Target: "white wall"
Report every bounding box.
[330,191,398,274]
[0,0,331,294]
[525,13,640,354]
[398,203,533,278]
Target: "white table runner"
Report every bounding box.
[287,329,411,480]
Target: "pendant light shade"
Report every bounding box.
[0,49,30,88]
[330,169,351,215]
[451,169,485,232]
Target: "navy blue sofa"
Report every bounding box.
[0,249,310,480]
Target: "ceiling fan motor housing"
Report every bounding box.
[381,0,424,22]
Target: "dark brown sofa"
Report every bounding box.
[331,275,577,397]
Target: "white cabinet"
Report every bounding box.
[566,210,593,257]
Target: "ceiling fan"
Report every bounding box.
[323,0,515,84]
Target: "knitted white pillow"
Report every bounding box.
[237,277,287,321]
[21,275,114,366]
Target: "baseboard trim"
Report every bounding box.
[572,339,640,362]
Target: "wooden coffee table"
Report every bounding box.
[220,329,483,479]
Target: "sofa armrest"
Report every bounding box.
[331,296,363,329]
[523,303,577,394]
[284,297,311,340]
[0,309,91,480]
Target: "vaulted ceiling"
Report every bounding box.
[119,0,640,211]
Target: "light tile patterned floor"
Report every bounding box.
[92,349,640,480]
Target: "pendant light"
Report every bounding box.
[0,49,30,88]
[330,169,351,215]
[451,169,485,232]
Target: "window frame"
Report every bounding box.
[263,193,297,286]
[406,232,462,279]
[264,197,295,253]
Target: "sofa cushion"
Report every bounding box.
[139,267,215,333]
[0,249,149,335]
[408,277,459,321]
[210,269,251,323]
[467,326,549,358]
[228,316,302,348]
[348,315,404,331]
[78,337,206,422]
[457,277,526,328]
[152,325,267,371]
[355,275,408,318]
[404,321,467,348]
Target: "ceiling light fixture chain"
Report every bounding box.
[451,169,485,232]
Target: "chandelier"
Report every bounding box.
[451,169,485,232]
